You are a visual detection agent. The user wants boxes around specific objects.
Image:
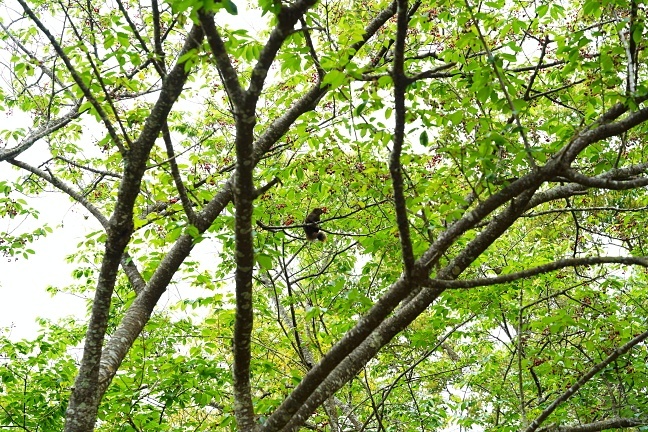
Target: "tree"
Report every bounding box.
[2,0,648,430]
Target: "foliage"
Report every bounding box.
[1,0,648,431]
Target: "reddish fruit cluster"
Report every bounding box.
[532,358,547,367]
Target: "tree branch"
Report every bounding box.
[560,99,648,164]
[199,13,245,110]
[536,417,648,432]
[525,329,648,432]
[430,256,648,289]
[161,123,197,224]
[7,158,145,293]
[563,168,648,190]
[54,156,122,179]
[465,0,536,169]
[523,36,550,101]
[17,0,127,156]
[64,23,205,432]
[276,188,538,430]
[247,0,319,98]
[391,0,416,275]
[0,103,82,161]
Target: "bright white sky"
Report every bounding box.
[0,3,265,341]
[0,189,91,340]
[0,163,221,341]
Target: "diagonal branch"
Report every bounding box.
[64,23,205,432]
[563,168,648,190]
[0,20,71,95]
[7,158,145,293]
[54,156,122,179]
[0,103,82,161]
[560,100,648,163]
[536,417,648,432]
[523,36,550,101]
[299,18,325,78]
[431,256,648,289]
[465,0,536,169]
[16,0,127,156]
[247,0,319,99]
[199,13,245,110]
[151,0,166,73]
[275,188,539,431]
[57,1,134,151]
[524,204,648,217]
[115,0,165,77]
[359,315,475,430]
[418,97,648,278]
[525,161,648,210]
[161,123,197,224]
[524,329,648,432]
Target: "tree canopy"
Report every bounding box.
[2,0,648,431]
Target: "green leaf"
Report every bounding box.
[322,70,346,89]
[222,0,238,15]
[419,130,429,146]
[256,253,273,270]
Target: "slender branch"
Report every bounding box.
[8,159,108,228]
[429,256,648,289]
[524,329,648,432]
[536,417,648,432]
[247,0,319,99]
[465,0,536,169]
[405,67,457,83]
[0,103,82,161]
[619,0,638,95]
[115,0,164,77]
[16,0,127,156]
[299,17,325,78]
[58,1,133,151]
[254,177,281,198]
[8,158,145,293]
[525,162,648,210]
[518,288,526,423]
[198,13,245,110]
[563,169,648,190]
[161,123,197,223]
[151,0,166,75]
[524,205,648,217]
[528,79,586,101]
[560,100,648,163]
[292,242,357,284]
[359,316,474,430]
[506,60,566,73]
[0,20,71,94]
[145,140,205,171]
[408,77,647,279]
[55,156,122,178]
[523,36,549,101]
